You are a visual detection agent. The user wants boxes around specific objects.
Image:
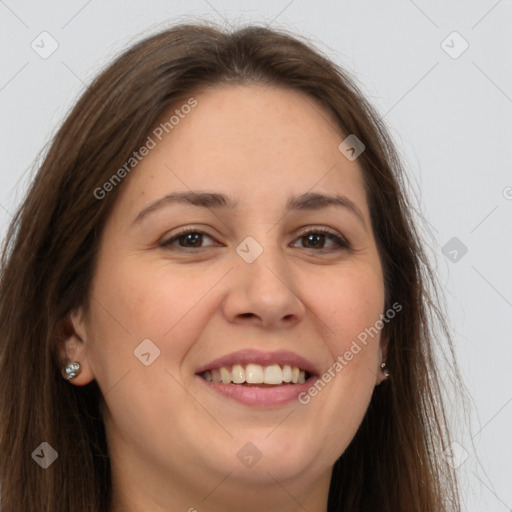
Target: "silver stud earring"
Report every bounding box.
[64,361,81,380]
[380,361,390,377]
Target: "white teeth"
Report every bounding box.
[245,363,264,384]
[231,364,245,384]
[201,363,309,385]
[264,364,283,384]
[282,364,292,382]
[220,367,231,384]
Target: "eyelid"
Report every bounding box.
[294,225,345,239]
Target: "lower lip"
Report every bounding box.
[196,375,318,407]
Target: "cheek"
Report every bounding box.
[84,259,214,433]
[305,263,385,356]
[86,257,221,373]
[300,265,384,436]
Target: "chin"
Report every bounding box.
[219,432,323,482]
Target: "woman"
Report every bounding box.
[0,22,463,511]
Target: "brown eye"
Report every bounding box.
[178,232,203,247]
[292,228,350,251]
[301,233,326,249]
[161,230,217,249]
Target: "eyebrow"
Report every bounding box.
[132,191,367,229]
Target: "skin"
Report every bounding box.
[61,84,388,512]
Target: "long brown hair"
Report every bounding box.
[0,22,464,511]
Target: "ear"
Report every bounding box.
[375,332,390,386]
[57,308,95,386]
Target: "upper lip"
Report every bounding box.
[195,349,319,375]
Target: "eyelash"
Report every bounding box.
[160,226,351,252]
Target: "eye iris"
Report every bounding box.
[303,233,324,248]
[180,232,202,247]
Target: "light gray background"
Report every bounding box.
[1,1,511,510]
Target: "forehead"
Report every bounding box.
[118,84,368,216]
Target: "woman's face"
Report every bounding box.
[67,84,387,509]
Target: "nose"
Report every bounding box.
[221,246,306,329]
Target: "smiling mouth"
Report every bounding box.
[198,363,312,386]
